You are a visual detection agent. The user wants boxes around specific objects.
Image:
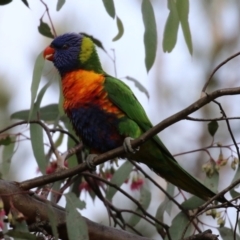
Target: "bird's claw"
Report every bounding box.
[123,137,140,154]
[86,154,97,171]
[56,152,68,170]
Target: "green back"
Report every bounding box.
[104,74,176,161]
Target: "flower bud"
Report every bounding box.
[217,217,225,227]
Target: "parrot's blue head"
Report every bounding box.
[43,33,102,76]
[44,33,83,76]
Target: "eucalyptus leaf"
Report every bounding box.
[204,169,219,193]
[65,192,88,240]
[106,161,132,200]
[230,162,240,198]
[102,0,115,19]
[56,0,65,11]
[166,211,192,240]
[12,104,60,122]
[30,124,46,173]
[38,19,54,39]
[112,16,124,41]
[181,196,205,210]
[163,0,179,52]
[141,0,157,72]
[21,0,29,8]
[2,137,15,178]
[47,203,59,239]
[176,0,192,54]
[125,76,149,99]
[128,185,151,227]
[218,227,240,240]
[29,51,45,120]
[208,121,219,137]
[0,135,12,146]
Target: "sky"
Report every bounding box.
[0,0,240,239]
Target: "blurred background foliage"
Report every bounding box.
[0,0,240,239]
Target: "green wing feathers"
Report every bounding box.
[104,75,223,202]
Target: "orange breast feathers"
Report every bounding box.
[61,70,124,117]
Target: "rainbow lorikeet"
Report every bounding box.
[43,33,225,202]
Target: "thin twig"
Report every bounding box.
[81,172,168,229]
[201,51,240,92]
[128,159,187,213]
[50,128,79,144]
[186,116,240,122]
[234,209,239,240]
[212,100,240,159]
[40,0,57,37]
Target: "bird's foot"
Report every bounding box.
[54,143,83,171]
[123,137,139,154]
[56,152,68,170]
[85,154,97,171]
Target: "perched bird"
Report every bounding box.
[43,33,225,202]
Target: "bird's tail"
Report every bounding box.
[133,140,227,203]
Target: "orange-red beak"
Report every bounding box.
[43,46,55,61]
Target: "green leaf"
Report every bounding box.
[31,80,52,117]
[112,16,124,41]
[65,192,86,210]
[218,227,240,240]
[106,161,133,200]
[204,168,219,193]
[5,230,37,239]
[138,184,151,208]
[65,120,79,168]
[29,81,52,122]
[102,0,115,19]
[71,176,83,199]
[176,0,192,54]
[155,183,174,233]
[181,196,205,210]
[155,200,168,232]
[65,192,88,240]
[163,0,179,52]
[30,124,46,174]
[0,135,12,146]
[5,214,36,239]
[35,81,52,108]
[38,19,54,39]
[12,104,60,122]
[166,211,192,240]
[2,137,15,178]
[51,180,63,203]
[0,0,12,5]
[125,76,149,99]
[142,0,157,72]
[165,183,175,214]
[47,203,59,239]
[208,121,219,137]
[230,162,240,198]
[56,0,65,11]
[21,0,29,8]
[54,131,64,149]
[29,51,45,120]
[128,185,151,227]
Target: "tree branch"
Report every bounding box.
[0,179,151,240]
[184,229,219,240]
[19,86,240,190]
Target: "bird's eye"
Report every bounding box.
[62,44,69,50]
